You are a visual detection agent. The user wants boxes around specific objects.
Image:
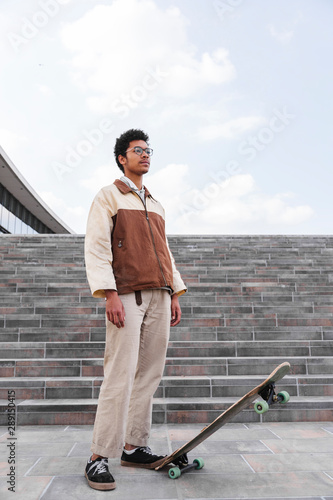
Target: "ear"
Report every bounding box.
[118,154,126,165]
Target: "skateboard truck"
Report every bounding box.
[255,383,290,414]
[173,453,189,467]
[169,454,204,479]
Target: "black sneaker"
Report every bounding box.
[121,446,166,469]
[85,456,116,490]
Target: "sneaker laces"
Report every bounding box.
[93,458,108,475]
[140,446,153,455]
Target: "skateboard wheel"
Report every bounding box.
[193,458,205,470]
[168,467,181,479]
[254,400,269,414]
[278,391,290,404]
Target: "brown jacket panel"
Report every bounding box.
[112,209,173,295]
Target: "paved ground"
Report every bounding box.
[0,422,333,500]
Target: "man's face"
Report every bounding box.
[119,140,151,177]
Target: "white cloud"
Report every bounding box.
[165,48,235,98]
[268,24,294,44]
[80,164,118,194]
[198,116,265,141]
[37,84,54,97]
[147,163,189,199]
[146,166,314,234]
[60,0,235,113]
[40,191,86,233]
[154,101,225,130]
[0,129,28,155]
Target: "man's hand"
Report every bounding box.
[105,290,125,328]
[170,294,181,327]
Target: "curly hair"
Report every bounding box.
[114,129,150,172]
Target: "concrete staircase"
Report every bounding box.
[0,234,332,426]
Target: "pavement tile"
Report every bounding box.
[149,424,170,438]
[0,476,52,500]
[180,454,253,475]
[66,441,92,457]
[199,427,278,441]
[262,438,333,454]
[187,498,323,500]
[176,471,333,498]
[263,425,333,440]
[0,429,10,440]
[322,425,333,435]
[5,425,68,432]
[168,426,205,442]
[167,423,244,441]
[171,439,271,455]
[64,425,95,431]
[0,441,74,457]
[26,456,88,476]
[244,452,333,473]
[248,421,333,432]
[0,457,38,477]
[0,429,93,443]
[0,432,11,443]
[40,474,178,500]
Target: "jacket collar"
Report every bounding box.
[114,179,151,198]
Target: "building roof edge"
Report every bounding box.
[0,145,74,234]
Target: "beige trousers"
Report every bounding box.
[91,289,171,458]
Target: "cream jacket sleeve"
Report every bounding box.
[84,189,116,299]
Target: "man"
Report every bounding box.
[84,128,187,490]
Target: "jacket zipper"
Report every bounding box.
[133,192,169,288]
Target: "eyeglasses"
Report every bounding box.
[126,146,153,157]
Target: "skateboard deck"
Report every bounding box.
[155,361,291,478]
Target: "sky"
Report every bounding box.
[0,0,332,235]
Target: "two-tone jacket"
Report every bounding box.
[84,179,187,298]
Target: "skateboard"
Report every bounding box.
[155,361,291,479]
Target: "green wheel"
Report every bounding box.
[254,400,269,414]
[168,467,181,479]
[278,391,290,404]
[193,457,205,470]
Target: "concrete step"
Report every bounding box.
[5,273,332,284]
[3,265,333,275]
[1,356,332,378]
[165,356,333,376]
[1,326,331,343]
[1,396,331,426]
[0,340,332,358]
[4,308,333,325]
[3,303,325,316]
[1,374,332,400]
[3,291,333,306]
[8,291,333,305]
[154,396,333,425]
